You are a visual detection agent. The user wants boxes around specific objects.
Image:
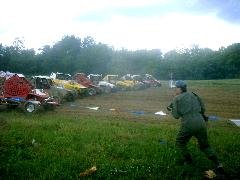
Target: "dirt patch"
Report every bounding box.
[58,85,240,121]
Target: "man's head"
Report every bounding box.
[175,80,187,95]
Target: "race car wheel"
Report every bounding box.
[88,88,97,96]
[24,102,36,113]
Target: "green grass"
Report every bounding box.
[1,80,240,179]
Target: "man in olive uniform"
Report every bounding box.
[168,80,223,172]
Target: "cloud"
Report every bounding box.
[102,0,240,24]
[177,0,240,24]
[0,0,240,53]
[207,0,240,23]
[71,12,240,52]
[74,1,240,53]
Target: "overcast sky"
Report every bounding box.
[1,0,240,53]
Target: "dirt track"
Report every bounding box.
[58,85,240,120]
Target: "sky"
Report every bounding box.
[1,0,240,53]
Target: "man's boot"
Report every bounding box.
[208,155,221,167]
[184,153,193,165]
[208,155,226,176]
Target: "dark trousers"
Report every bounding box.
[176,126,216,159]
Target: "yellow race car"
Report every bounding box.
[103,75,134,91]
[121,74,146,90]
[50,72,87,96]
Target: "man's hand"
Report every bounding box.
[167,103,173,111]
[167,106,172,111]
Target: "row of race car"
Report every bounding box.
[0,71,161,113]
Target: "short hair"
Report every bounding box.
[181,86,187,92]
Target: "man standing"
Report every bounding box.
[167,80,224,173]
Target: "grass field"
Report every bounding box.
[0,79,240,179]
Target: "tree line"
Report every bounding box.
[0,35,239,80]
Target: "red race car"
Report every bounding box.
[0,72,58,113]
